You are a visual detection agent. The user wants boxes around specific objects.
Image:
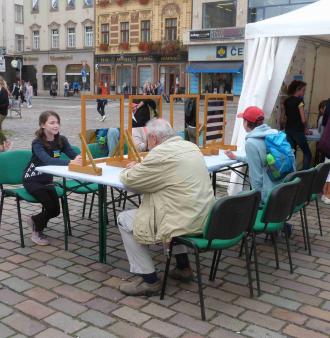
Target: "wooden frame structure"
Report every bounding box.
[169,94,200,145]
[200,94,237,155]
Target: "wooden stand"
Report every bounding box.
[200,142,237,156]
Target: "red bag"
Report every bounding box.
[318,118,330,158]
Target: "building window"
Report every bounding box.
[203,1,237,28]
[165,18,177,41]
[15,5,24,23]
[85,26,93,47]
[248,0,316,23]
[32,0,39,12]
[101,24,109,44]
[15,34,24,52]
[67,27,76,48]
[120,22,129,43]
[33,31,40,49]
[140,20,150,42]
[51,0,58,10]
[51,29,59,48]
[67,0,75,9]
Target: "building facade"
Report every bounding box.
[23,0,94,96]
[95,0,192,95]
[0,0,24,87]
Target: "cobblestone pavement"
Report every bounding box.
[0,98,330,337]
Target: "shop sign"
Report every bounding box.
[216,45,243,59]
[190,30,210,40]
[50,55,73,61]
[189,44,244,61]
[23,56,39,62]
[189,27,244,41]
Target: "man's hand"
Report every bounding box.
[224,150,237,160]
[126,161,137,168]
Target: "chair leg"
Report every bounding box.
[88,192,96,219]
[122,191,127,210]
[60,197,68,250]
[138,194,141,205]
[160,241,173,300]
[63,193,72,236]
[270,233,279,269]
[82,194,87,218]
[244,235,253,297]
[0,192,5,225]
[109,187,116,227]
[16,198,25,248]
[194,248,206,320]
[283,224,294,273]
[315,199,323,236]
[209,250,222,281]
[252,233,261,296]
[300,210,307,250]
[303,207,312,256]
[238,237,244,257]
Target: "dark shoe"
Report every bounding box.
[119,278,161,296]
[282,223,293,238]
[169,267,194,283]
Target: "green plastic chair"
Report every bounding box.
[160,190,261,321]
[0,150,70,249]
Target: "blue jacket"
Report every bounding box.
[236,124,278,202]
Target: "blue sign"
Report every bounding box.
[216,46,227,59]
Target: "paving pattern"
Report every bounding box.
[0,97,329,337]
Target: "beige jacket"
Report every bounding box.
[120,136,215,244]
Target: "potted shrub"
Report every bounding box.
[139,0,149,4]
[115,0,125,6]
[119,42,130,51]
[99,43,109,51]
[138,42,148,52]
[99,0,109,7]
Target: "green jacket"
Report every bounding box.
[120,136,215,244]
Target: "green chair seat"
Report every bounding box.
[182,233,244,250]
[4,186,64,202]
[310,193,318,201]
[253,210,283,233]
[65,180,98,194]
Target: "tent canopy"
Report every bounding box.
[229,0,330,195]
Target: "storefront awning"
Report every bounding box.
[186,62,243,74]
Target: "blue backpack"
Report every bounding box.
[264,131,295,182]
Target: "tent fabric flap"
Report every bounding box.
[186,62,243,74]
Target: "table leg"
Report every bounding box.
[98,184,107,263]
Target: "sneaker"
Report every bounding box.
[169,267,194,283]
[119,277,161,296]
[99,116,106,122]
[31,231,49,246]
[321,195,330,204]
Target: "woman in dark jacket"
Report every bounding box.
[0,76,9,150]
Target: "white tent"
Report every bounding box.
[229,0,330,194]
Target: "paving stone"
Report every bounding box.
[205,297,245,317]
[240,310,286,331]
[76,326,117,338]
[44,312,86,334]
[170,313,214,335]
[29,275,62,289]
[297,275,330,292]
[279,288,323,307]
[259,293,301,310]
[209,328,243,338]
[85,297,120,314]
[305,318,330,335]
[113,306,151,325]
[0,288,27,305]
[143,318,186,338]
[0,303,13,318]
[210,313,247,332]
[234,296,273,313]
[109,321,151,338]
[93,286,125,302]
[242,324,287,338]
[34,328,71,338]
[57,272,85,284]
[171,300,215,319]
[53,284,95,303]
[120,295,149,309]
[49,297,87,316]
[1,277,34,292]
[271,308,308,325]
[0,271,11,280]
[284,323,328,338]
[47,257,74,268]
[24,287,57,303]
[11,267,39,279]
[2,312,46,336]
[0,323,15,338]
[79,309,115,327]
[141,302,176,319]
[84,270,110,282]
[76,279,101,291]
[0,262,18,271]
[15,300,55,319]
[36,265,66,278]
[299,305,330,321]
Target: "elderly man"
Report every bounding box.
[118,118,214,296]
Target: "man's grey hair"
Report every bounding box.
[146,118,176,143]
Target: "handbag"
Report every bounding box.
[318,118,330,157]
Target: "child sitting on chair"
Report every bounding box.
[23,111,82,245]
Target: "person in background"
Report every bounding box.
[96,84,107,122]
[26,81,33,108]
[0,77,10,151]
[23,111,82,245]
[117,119,214,296]
[63,81,69,97]
[284,80,312,169]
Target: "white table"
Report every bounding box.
[37,154,244,263]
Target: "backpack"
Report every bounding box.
[264,131,295,181]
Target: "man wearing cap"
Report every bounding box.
[225,106,278,202]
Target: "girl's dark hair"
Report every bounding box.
[319,100,327,112]
[287,80,306,96]
[246,117,264,130]
[35,111,63,149]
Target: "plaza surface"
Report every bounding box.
[0,97,329,337]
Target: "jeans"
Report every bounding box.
[286,129,312,170]
[107,128,120,156]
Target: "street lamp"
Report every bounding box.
[11,59,22,84]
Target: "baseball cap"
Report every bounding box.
[237,106,265,123]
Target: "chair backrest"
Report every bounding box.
[59,145,81,161]
[204,190,261,241]
[261,178,300,224]
[284,168,316,206]
[88,143,108,159]
[311,162,330,195]
[0,150,32,185]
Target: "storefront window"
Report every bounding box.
[201,73,232,94]
[42,65,57,91]
[248,0,316,22]
[203,1,237,28]
[138,66,152,93]
[117,66,132,94]
[65,64,90,91]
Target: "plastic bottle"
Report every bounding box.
[266,154,280,179]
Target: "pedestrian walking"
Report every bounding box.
[26,81,33,108]
[0,76,10,151]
